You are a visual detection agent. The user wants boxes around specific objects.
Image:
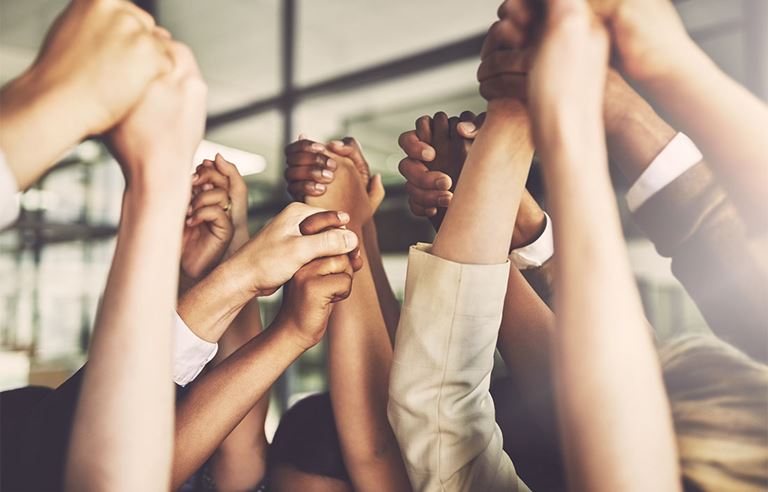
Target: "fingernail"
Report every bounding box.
[322,169,334,179]
[438,196,452,207]
[353,249,361,258]
[426,208,437,216]
[422,148,435,161]
[342,230,357,249]
[202,184,213,191]
[311,143,325,152]
[337,211,350,223]
[458,122,475,134]
[326,159,337,170]
[191,173,199,182]
[187,205,193,216]
[435,177,451,190]
[314,183,326,192]
[186,218,194,225]
[330,140,343,147]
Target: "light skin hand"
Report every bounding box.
[0,0,174,190]
[521,0,681,490]
[176,206,360,343]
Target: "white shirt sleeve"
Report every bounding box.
[388,244,530,492]
[173,312,218,386]
[509,212,553,270]
[626,132,703,213]
[0,150,21,230]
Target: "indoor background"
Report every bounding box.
[0,0,766,433]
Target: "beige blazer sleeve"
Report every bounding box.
[387,244,531,492]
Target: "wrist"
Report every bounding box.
[271,314,318,352]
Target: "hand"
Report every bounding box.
[399,111,546,247]
[193,154,250,255]
[285,136,385,214]
[274,253,355,350]
[478,17,533,102]
[30,0,174,136]
[523,0,610,138]
[180,160,240,283]
[397,112,479,221]
[224,203,360,297]
[108,41,207,194]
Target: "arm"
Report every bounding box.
[0,0,170,190]
[389,103,534,492]
[306,161,411,491]
[523,2,681,490]
[171,209,360,489]
[65,42,206,492]
[363,218,402,342]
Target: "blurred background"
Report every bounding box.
[0,0,766,430]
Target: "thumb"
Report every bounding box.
[368,174,386,209]
[296,228,359,264]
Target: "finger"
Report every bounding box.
[481,19,526,59]
[213,153,247,192]
[448,116,460,141]
[285,139,326,156]
[415,115,433,146]
[285,165,335,185]
[296,228,359,262]
[186,205,231,232]
[498,0,538,28]
[190,188,229,213]
[432,111,450,144]
[406,182,453,209]
[398,130,435,162]
[349,248,364,272]
[477,50,531,82]
[299,210,351,236]
[408,196,437,218]
[286,151,334,168]
[288,181,326,199]
[398,158,452,191]
[479,74,528,102]
[456,111,479,139]
[309,254,355,277]
[320,272,354,303]
[193,165,229,190]
[123,2,157,31]
[459,111,477,122]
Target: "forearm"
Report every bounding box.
[498,268,557,437]
[177,261,254,343]
[432,100,534,264]
[66,185,188,492]
[363,219,400,343]
[172,322,305,490]
[604,73,677,184]
[639,41,768,229]
[0,70,91,190]
[328,221,410,491]
[541,121,679,491]
[209,299,270,492]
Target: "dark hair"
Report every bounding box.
[268,392,350,482]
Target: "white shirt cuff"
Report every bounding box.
[173,312,218,386]
[626,132,703,213]
[0,149,21,230]
[509,212,553,270]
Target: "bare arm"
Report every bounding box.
[64,42,205,492]
[308,162,411,491]
[525,4,680,489]
[207,300,270,492]
[363,219,401,343]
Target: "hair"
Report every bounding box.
[659,334,768,492]
[268,392,350,482]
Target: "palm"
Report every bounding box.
[181,221,232,280]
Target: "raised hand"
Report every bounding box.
[108,41,207,196]
[225,204,360,297]
[285,136,384,214]
[273,214,359,350]
[192,154,251,255]
[34,0,174,136]
[179,158,243,284]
